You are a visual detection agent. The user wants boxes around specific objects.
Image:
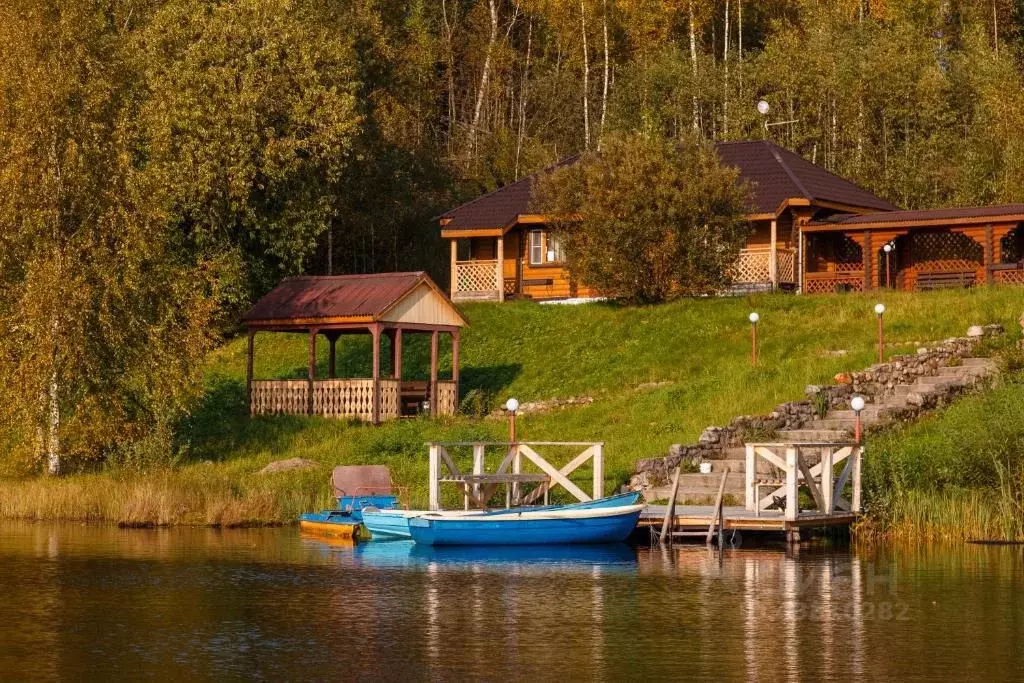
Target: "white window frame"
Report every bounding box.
[529,230,544,265]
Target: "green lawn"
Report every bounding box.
[4,287,1021,525]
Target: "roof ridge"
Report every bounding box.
[764,141,813,201]
[283,271,426,282]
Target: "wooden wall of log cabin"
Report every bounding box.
[745,217,795,250]
[470,238,496,260]
[865,229,908,289]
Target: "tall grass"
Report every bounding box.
[862,371,1024,541]
[2,287,1023,525]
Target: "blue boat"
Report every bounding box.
[362,491,642,541]
[298,510,364,539]
[407,504,644,546]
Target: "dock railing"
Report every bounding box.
[427,441,604,511]
[744,442,862,521]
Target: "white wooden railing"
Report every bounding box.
[744,442,862,521]
[427,441,604,510]
[250,379,400,421]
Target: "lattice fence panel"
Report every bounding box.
[834,236,864,272]
[730,249,771,283]
[911,231,983,272]
[995,269,1024,286]
[435,381,458,416]
[803,276,864,295]
[806,234,863,273]
[455,260,499,293]
[251,381,309,416]
[379,379,400,420]
[1000,229,1022,264]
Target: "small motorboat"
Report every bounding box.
[362,491,642,541]
[298,510,364,540]
[407,504,644,546]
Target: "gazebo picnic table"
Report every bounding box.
[243,272,467,423]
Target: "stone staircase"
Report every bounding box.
[649,356,998,505]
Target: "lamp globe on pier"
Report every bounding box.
[505,398,520,443]
[748,312,760,366]
[851,395,866,443]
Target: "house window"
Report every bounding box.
[529,230,565,265]
[548,233,565,263]
[529,230,544,265]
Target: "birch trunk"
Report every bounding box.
[470,0,499,153]
[47,365,60,476]
[515,20,532,178]
[689,0,699,131]
[441,0,456,155]
[580,1,591,150]
[598,0,609,149]
[722,0,730,137]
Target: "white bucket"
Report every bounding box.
[699,462,713,474]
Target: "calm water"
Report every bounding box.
[1,523,1022,681]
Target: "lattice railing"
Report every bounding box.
[777,249,796,283]
[911,231,982,271]
[803,274,864,294]
[435,380,458,416]
[313,379,376,421]
[379,379,400,420]
[994,268,1024,286]
[250,380,309,416]
[455,260,500,293]
[731,248,771,283]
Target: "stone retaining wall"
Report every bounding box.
[630,324,1004,489]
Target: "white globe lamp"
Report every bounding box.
[874,303,886,316]
[851,396,865,412]
[756,100,770,115]
[748,312,760,324]
[505,398,520,413]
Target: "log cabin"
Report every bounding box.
[440,140,1024,299]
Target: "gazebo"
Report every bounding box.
[243,272,467,423]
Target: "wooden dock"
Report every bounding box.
[640,505,857,533]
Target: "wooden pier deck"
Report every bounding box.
[640,505,857,533]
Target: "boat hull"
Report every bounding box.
[299,511,363,539]
[408,506,643,546]
[362,492,642,541]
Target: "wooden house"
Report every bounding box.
[243,272,466,423]
[440,140,1024,299]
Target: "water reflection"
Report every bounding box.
[1,523,1022,681]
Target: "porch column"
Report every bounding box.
[307,328,317,416]
[392,328,403,380]
[328,333,337,379]
[769,219,778,288]
[429,330,439,415]
[984,224,994,285]
[371,324,381,424]
[496,235,505,302]
[862,231,873,291]
[246,330,255,416]
[450,240,458,298]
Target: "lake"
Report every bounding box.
[1,523,1021,681]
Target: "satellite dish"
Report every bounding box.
[756,100,770,115]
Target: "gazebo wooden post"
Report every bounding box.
[307,328,318,416]
[451,329,460,398]
[371,324,381,424]
[327,332,338,379]
[984,223,994,285]
[392,328,403,380]
[862,231,873,291]
[246,329,255,416]
[429,330,439,415]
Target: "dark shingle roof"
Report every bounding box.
[807,204,1024,228]
[715,141,898,214]
[244,272,445,323]
[439,141,897,231]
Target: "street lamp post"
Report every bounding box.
[749,312,760,366]
[882,243,893,288]
[505,398,520,443]
[851,395,865,443]
[874,303,886,364]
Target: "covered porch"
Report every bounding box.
[802,206,1024,292]
[243,272,467,423]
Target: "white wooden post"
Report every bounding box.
[822,447,835,514]
[744,444,756,511]
[592,443,604,499]
[785,446,798,521]
[428,443,440,511]
[472,443,485,505]
[450,240,458,298]
[511,442,521,504]
[852,445,863,512]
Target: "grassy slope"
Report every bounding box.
[3,287,1022,525]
